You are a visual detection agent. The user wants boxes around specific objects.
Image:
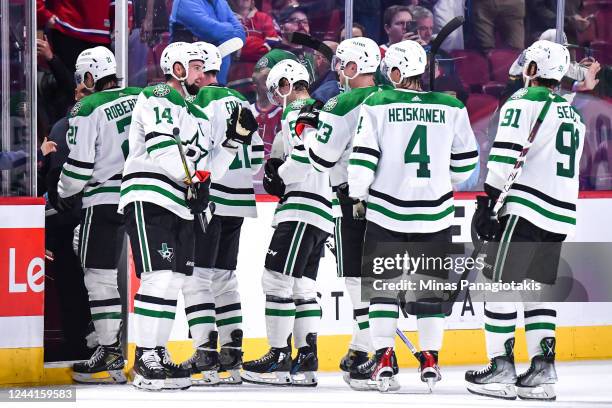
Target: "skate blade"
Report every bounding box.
[426,378,435,392]
[218,369,242,385]
[132,374,164,391]
[163,377,191,390]
[348,378,378,391]
[466,381,517,400]
[517,384,556,401]
[73,370,127,384]
[342,372,350,386]
[240,370,292,386]
[191,370,220,386]
[376,376,400,393]
[290,371,317,387]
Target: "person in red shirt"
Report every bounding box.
[227,0,279,98]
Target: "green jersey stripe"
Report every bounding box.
[349,158,377,171]
[416,314,445,319]
[134,307,175,319]
[367,203,454,222]
[275,203,334,222]
[295,310,322,318]
[525,322,556,331]
[209,195,256,207]
[216,316,243,327]
[357,321,370,330]
[62,168,92,180]
[121,184,186,206]
[265,308,296,317]
[83,186,121,197]
[291,154,310,164]
[188,316,216,327]
[450,163,477,173]
[369,310,399,319]
[505,196,576,224]
[485,323,516,333]
[489,155,517,165]
[147,140,176,154]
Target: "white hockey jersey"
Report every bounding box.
[118,84,208,220]
[275,98,339,234]
[348,89,479,233]
[192,86,264,218]
[58,87,141,208]
[486,86,586,235]
[303,85,391,187]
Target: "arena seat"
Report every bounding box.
[466,93,499,125]
[487,49,520,83]
[450,50,490,92]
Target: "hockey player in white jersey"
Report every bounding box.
[241,59,337,387]
[178,41,261,386]
[465,40,585,401]
[295,37,388,382]
[347,40,479,392]
[118,42,214,391]
[55,46,141,384]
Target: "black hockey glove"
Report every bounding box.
[225,105,259,146]
[336,182,366,220]
[263,158,286,198]
[473,195,501,241]
[186,178,210,215]
[295,100,324,137]
[53,193,81,213]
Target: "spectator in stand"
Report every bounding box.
[525,0,592,45]
[472,0,525,52]
[169,0,246,85]
[409,5,434,49]
[36,0,114,73]
[380,5,420,55]
[227,0,279,97]
[310,41,340,102]
[432,0,465,52]
[338,22,366,42]
[275,5,316,81]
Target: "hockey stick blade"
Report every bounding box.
[218,37,244,58]
[288,32,335,62]
[429,16,465,91]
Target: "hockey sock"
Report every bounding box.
[369,298,399,350]
[262,269,294,348]
[524,302,556,359]
[484,302,517,358]
[183,266,215,347]
[293,276,320,349]
[133,270,175,349]
[212,269,242,346]
[416,313,445,351]
[157,272,183,347]
[84,268,121,346]
[345,277,371,352]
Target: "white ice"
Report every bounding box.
[16,360,612,408]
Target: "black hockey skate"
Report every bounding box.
[180,331,220,386]
[516,337,558,401]
[241,337,292,386]
[416,350,441,391]
[339,349,369,385]
[290,333,318,387]
[465,338,518,400]
[218,329,244,385]
[72,342,126,384]
[349,347,400,392]
[155,347,191,390]
[132,347,166,391]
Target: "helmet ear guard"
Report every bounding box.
[522,40,570,86]
[75,46,117,90]
[265,59,310,107]
[382,40,427,86]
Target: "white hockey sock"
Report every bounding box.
[133,270,175,349]
[84,268,121,346]
[416,314,445,351]
[212,269,242,346]
[262,269,294,348]
[369,298,398,350]
[293,298,320,348]
[484,302,517,359]
[183,267,215,347]
[524,302,556,359]
[157,273,183,347]
[345,277,371,352]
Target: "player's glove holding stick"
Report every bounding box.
[295,100,325,137]
[263,158,286,198]
[336,182,366,220]
[473,195,501,241]
[225,104,259,146]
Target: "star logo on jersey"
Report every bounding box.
[157,243,174,262]
[323,97,338,112]
[153,84,171,97]
[70,101,82,118]
[511,88,528,100]
[291,99,307,110]
[255,57,269,70]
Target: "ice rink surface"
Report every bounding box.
[17,360,612,408]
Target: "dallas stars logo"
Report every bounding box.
[323,96,338,112]
[158,243,174,262]
[70,101,82,118]
[511,88,528,100]
[153,83,171,97]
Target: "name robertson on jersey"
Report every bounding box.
[387,107,446,124]
[104,98,137,121]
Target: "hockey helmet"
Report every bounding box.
[160,42,203,81]
[336,37,381,76]
[265,59,310,105]
[75,46,116,88]
[381,40,427,84]
[523,40,570,82]
[193,41,222,73]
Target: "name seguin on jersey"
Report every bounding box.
[388,107,447,124]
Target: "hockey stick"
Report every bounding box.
[218,37,244,58]
[288,32,335,62]
[396,328,420,357]
[172,127,208,233]
[429,16,465,91]
[405,91,556,316]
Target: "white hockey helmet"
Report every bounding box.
[336,37,381,75]
[193,41,222,72]
[381,40,427,84]
[265,59,310,105]
[160,42,203,81]
[523,40,570,82]
[75,46,116,88]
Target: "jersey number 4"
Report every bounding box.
[404,124,431,178]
